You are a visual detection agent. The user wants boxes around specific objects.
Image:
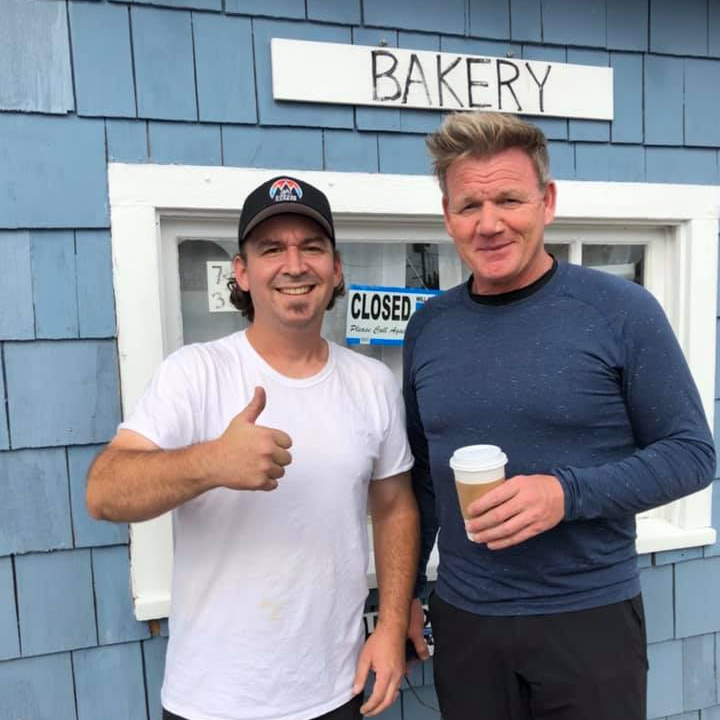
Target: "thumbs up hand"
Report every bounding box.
[209,387,293,492]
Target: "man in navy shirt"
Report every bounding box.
[403,112,715,719]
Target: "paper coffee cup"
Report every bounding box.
[449,445,507,534]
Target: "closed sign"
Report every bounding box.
[346,285,441,345]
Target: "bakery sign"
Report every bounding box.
[346,285,442,346]
[271,39,613,120]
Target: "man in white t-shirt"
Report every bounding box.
[87,175,421,720]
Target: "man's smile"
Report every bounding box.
[276,285,314,296]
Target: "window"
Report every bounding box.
[109,165,718,619]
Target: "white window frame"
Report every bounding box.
[108,163,718,620]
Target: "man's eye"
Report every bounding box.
[304,245,325,253]
[262,247,282,255]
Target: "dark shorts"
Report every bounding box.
[429,592,648,720]
[162,693,362,720]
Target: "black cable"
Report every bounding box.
[402,672,442,716]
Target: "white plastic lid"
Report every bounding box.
[449,444,507,472]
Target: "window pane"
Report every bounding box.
[406,243,440,289]
[582,244,645,285]
[178,239,247,345]
[546,243,570,263]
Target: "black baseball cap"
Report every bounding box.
[237,176,336,247]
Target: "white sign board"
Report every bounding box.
[346,285,441,346]
[272,38,613,120]
[207,260,234,313]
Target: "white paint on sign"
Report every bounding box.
[272,38,613,120]
[346,285,441,346]
[207,260,234,313]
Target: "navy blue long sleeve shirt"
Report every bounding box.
[403,261,715,615]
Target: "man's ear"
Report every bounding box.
[233,253,249,292]
[543,180,557,226]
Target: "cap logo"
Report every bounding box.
[269,178,303,203]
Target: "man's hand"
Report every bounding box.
[465,474,565,550]
[208,387,292,492]
[352,623,405,717]
[407,598,430,662]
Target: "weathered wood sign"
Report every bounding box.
[271,39,613,120]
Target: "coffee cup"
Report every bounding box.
[449,445,508,537]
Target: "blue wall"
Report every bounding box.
[0,1,719,718]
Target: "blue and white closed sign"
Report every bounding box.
[346,285,442,346]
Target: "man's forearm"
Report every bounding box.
[371,491,420,633]
[87,443,217,523]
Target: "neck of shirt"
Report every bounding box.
[468,257,559,306]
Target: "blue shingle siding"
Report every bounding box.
[0,114,109,229]
[645,147,719,185]
[640,564,674,643]
[16,550,97,657]
[363,0,466,36]
[684,59,720,147]
[193,13,257,124]
[143,636,169,720]
[106,119,149,163]
[650,0,709,57]
[148,121,223,165]
[0,448,73,556]
[644,55,685,146]
[468,0,510,40]
[682,634,717,713]
[74,642,149,720]
[93,546,151,645]
[675,558,720,638]
[0,558,19,661]
[0,0,74,114]
[113,0,222,9]
[5,340,121,449]
[509,0,542,42]
[541,0,606,48]
[224,0,305,19]
[0,232,34,341]
[606,0,649,52]
[75,230,117,339]
[68,445,128,548]
[648,640,685,718]
[307,0,362,25]
[0,2,719,719]
[222,125,324,170]
[132,6,197,121]
[69,0,137,118]
[0,653,76,720]
[610,52,644,144]
[324,130,379,173]
[30,231,80,340]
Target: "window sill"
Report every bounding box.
[635,517,716,555]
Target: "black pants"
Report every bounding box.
[163,693,362,720]
[430,592,648,720]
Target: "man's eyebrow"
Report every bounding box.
[251,235,330,248]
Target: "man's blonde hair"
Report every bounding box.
[426,112,550,194]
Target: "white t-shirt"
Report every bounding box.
[120,331,413,720]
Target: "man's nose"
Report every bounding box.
[475,204,503,235]
[284,246,307,274]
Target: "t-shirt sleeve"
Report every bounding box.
[119,346,202,450]
[371,365,414,481]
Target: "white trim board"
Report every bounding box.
[108,163,719,620]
